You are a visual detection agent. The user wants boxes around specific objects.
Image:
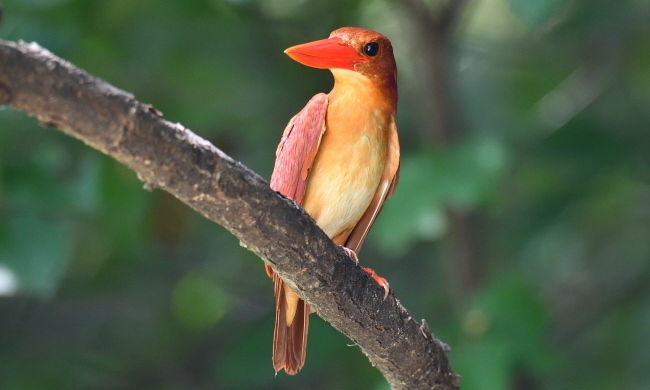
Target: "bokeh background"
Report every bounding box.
[1,0,649,389]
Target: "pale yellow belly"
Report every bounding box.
[301,133,386,239]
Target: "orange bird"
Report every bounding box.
[265,27,400,375]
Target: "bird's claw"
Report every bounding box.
[339,246,389,300]
[339,246,359,264]
[361,266,390,300]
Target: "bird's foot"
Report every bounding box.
[361,267,390,300]
[338,246,390,300]
[339,246,359,263]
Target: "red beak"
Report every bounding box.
[284,36,368,71]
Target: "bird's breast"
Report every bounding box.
[301,104,389,239]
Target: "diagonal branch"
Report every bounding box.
[0,39,459,390]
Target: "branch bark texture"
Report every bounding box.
[0,39,459,390]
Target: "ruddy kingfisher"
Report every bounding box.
[265,27,400,375]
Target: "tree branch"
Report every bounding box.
[0,39,459,389]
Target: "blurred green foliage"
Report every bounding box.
[1,0,649,389]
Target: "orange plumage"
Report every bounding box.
[266,27,400,375]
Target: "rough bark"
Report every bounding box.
[0,39,460,389]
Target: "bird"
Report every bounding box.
[264,27,400,375]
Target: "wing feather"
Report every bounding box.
[270,93,328,204]
[265,93,327,279]
[266,94,327,375]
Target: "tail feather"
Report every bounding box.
[272,274,309,375]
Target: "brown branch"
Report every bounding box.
[0,39,460,390]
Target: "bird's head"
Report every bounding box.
[285,27,398,109]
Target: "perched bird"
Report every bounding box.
[265,27,400,375]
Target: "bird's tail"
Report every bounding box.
[267,266,309,375]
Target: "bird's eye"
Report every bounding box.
[363,42,379,57]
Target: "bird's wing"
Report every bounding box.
[269,93,328,203]
[265,93,327,278]
[345,115,400,252]
[266,94,327,375]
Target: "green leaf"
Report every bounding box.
[372,151,443,253]
[373,139,507,253]
[171,272,229,330]
[452,277,557,389]
[0,212,72,297]
[453,338,511,390]
[506,0,563,28]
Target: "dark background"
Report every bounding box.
[1,0,649,389]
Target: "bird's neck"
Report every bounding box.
[329,69,396,116]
